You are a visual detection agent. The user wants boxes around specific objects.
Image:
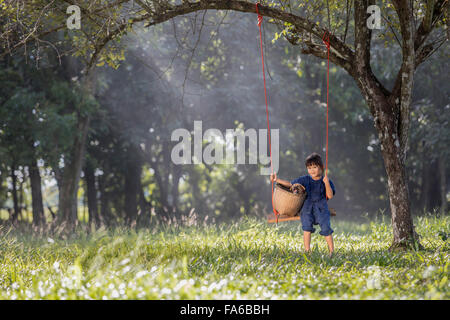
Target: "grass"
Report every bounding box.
[0,213,448,300]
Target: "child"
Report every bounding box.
[270,152,336,256]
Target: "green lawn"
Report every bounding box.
[0,214,448,299]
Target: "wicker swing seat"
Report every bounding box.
[267,183,306,223]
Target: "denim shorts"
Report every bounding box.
[301,202,334,236]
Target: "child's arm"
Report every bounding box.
[323,174,334,200]
[270,173,292,188]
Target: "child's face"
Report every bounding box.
[307,164,322,177]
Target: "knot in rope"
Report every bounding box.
[255,3,263,26]
[322,31,331,49]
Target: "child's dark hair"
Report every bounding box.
[305,153,324,171]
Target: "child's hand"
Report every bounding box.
[270,173,277,183]
[323,174,333,200]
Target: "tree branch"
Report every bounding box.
[413,0,448,67]
[134,0,355,63]
[354,0,374,75]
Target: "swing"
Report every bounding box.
[254,3,333,225]
[267,183,306,223]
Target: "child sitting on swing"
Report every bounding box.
[270,152,336,256]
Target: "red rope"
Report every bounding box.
[255,2,279,221]
[322,31,331,200]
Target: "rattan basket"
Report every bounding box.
[273,183,306,217]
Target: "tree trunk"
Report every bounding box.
[84,159,99,227]
[427,159,441,211]
[420,158,440,213]
[365,93,420,250]
[420,142,429,212]
[189,167,203,217]
[18,173,25,221]
[98,172,111,225]
[171,164,181,216]
[59,114,90,227]
[438,154,447,215]
[382,140,417,249]
[29,156,45,227]
[57,54,97,229]
[124,145,142,226]
[148,159,170,217]
[138,188,151,227]
[10,162,20,223]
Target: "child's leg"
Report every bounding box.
[303,231,312,252]
[324,234,334,254]
[316,205,334,254]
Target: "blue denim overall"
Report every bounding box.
[290,175,335,236]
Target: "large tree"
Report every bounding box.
[1,0,447,248]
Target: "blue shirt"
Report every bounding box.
[290,175,335,215]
